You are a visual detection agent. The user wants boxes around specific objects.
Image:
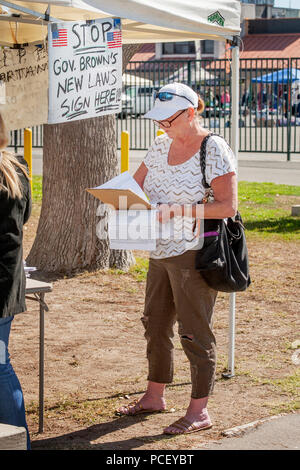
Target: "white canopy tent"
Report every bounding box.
[0,0,241,377]
[0,0,240,45]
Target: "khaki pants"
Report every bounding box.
[141,250,218,399]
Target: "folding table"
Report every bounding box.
[25,278,52,433]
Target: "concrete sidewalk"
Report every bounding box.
[30,148,300,185]
[125,150,300,185]
[196,413,300,450]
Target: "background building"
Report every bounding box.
[130,1,300,67]
[241,0,300,18]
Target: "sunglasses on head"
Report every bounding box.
[153,91,194,106]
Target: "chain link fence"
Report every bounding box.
[9,57,300,160]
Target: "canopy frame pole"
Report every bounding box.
[0,0,59,22]
[223,38,239,379]
[0,16,48,25]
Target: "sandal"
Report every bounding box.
[163,416,212,435]
[115,399,166,416]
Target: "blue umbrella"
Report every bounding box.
[252,68,300,84]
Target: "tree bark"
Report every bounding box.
[27,44,142,274]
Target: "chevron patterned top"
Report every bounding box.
[143,133,237,259]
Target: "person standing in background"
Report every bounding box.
[0,112,32,450]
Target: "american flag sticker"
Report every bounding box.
[52,28,68,47]
[106,31,122,49]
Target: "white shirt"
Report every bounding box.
[143,133,237,259]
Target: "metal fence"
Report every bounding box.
[9,126,43,152]
[9,57,300,159]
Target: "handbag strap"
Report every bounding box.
[200,132,218,189]
[200,134,242,225]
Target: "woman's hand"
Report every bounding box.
[156,204,172,224]
[156,204,183,223]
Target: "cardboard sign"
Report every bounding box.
[0,46,48,130]
[48,18,123,124]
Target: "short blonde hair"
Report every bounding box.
[0,113,29,199]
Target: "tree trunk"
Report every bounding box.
[27,44,142,274]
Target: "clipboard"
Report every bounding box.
[86,188,152,210]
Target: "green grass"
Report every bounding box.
[234,364,300,399]
[32,177,300,240]
[238,181,300,240]
[27,395,123,426]
[129,256,149,281]
[238,181,300,204]
[32,175,42,204]
[108,256,149,281]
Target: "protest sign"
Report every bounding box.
[48,18,123,124]
[0,46,48,130]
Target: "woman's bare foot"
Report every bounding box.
[163,409,212,434]
[117,393,167,416]
[163,397,211,434]
[116,381,167,416]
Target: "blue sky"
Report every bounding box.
[274,0,300,8]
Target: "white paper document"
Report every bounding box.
[87,171,152,210]
[108,209,158,251]
[88,172,158,250]
[99,171,149,204]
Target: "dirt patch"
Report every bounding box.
[274,194,300,210]
[9,205,299,450]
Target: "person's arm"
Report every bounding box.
[203,171,237,218]
[23,180,32,225]
[157,172,237,223]
[133,161,148,190]
[21,164,32,225]
[15,156,32,225]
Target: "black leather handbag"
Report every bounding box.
[195,134,251,293]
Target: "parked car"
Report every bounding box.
[118,93,133,118]
[126,86,154,116]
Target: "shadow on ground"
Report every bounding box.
[245,216,300,233]
[32,414,176,450]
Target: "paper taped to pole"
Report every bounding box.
[48,17,123,124]
[0,46,48,130]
